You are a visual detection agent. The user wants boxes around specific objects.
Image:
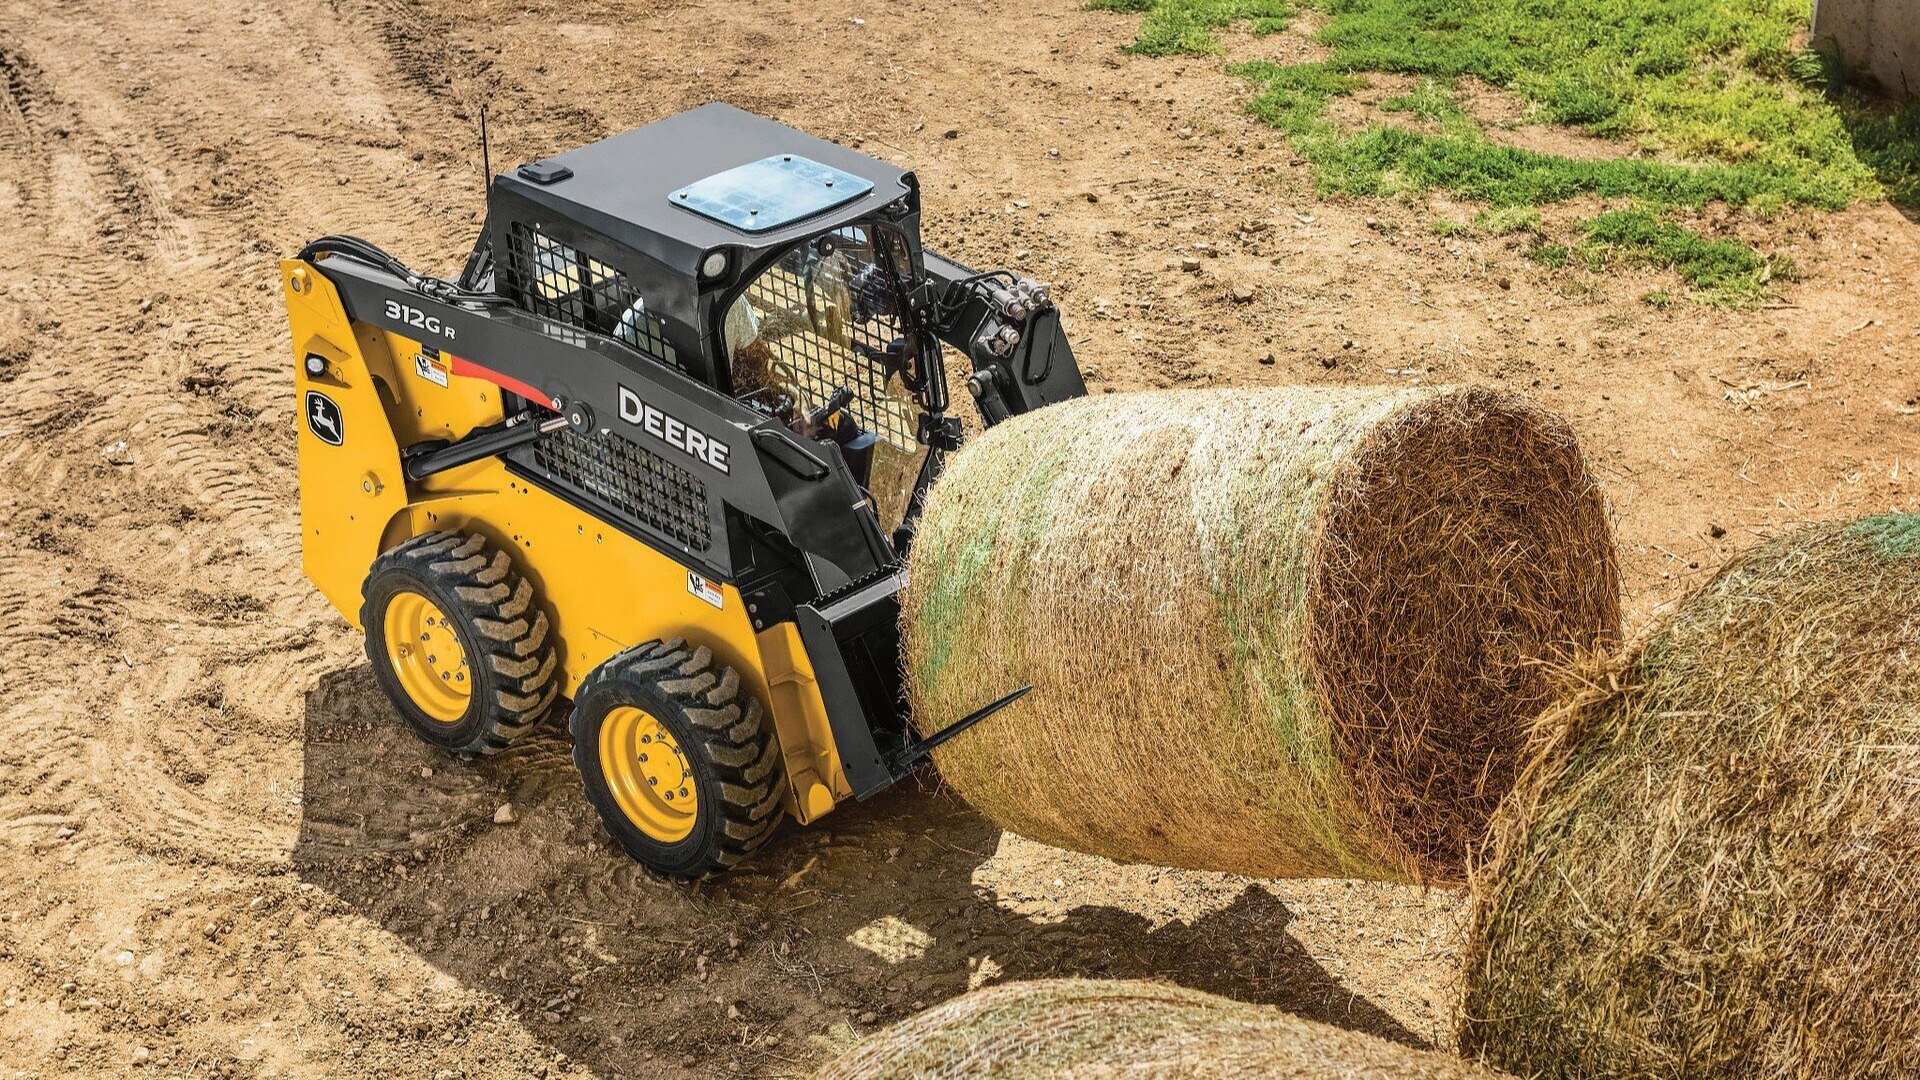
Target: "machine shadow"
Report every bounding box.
[1834,84,1920,223]
[293,663,1428,1077]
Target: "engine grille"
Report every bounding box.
[522,427,712,552]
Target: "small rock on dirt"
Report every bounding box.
[493,803,517,825]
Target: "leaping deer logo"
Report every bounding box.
[306,391,344,446]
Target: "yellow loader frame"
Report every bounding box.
[285,259,847,824]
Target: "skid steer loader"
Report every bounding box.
[285,103,1086,877]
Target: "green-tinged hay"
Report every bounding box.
[903,385,1619,885]
[1460,513,1920,1078]
[814,979,1506,1079]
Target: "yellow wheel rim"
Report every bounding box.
[598,705,697,842]
[381,592,472,724]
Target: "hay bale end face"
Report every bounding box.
[904,385,1619,884]
[815,979,1506,1080]
[1460,513,1920,1078]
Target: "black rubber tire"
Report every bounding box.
[361,530,560,757]
[571,639,786,879]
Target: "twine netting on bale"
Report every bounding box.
[903,385,1619,884]
[814,979,1507,1080]
[1459,513,1920,1079]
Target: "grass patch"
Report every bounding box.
[1474,206,1541,236]
[1099,0,1920,210]
[1089,0,1293,55]
[1237,62,1845,208]
[1576,209,1768,304]
[1379,77,1476,137]
[1790,44,1920,207]
[1527,243,1571,269]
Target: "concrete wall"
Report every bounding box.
[1814,0,1920,98]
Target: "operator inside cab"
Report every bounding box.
[725,281,880,489]
[721,227,932,532]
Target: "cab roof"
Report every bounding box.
[491,103,919,279]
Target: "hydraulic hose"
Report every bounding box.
[294,234,512,308]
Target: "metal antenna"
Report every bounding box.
[479,98,492,193]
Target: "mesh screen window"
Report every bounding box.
[731,227,920,451]
[502,224,681,371]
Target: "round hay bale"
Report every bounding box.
[1459,513,1920,1078]
[815,979,1504,1079]
[902,386,1618,884]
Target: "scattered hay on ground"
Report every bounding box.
[1460,512,1920,1078]
[814,979,1504,1079]
[903,385,1618,884]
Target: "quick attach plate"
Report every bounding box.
[670,154,873,234]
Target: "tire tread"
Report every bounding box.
[572,640,786,878]
[359,529,559,757]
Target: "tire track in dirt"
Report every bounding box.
[0,0,459,568]
[0,42,44,168]
[0,0,622,887]
[0,17,334,863]
[0,0,579,1072]
[352,0,606,165]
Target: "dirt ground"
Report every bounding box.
[0,0,1913,1076]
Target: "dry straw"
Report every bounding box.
[903,385,1618,884]
[1459,512,1920,1078]
[814,979,1505,1079]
